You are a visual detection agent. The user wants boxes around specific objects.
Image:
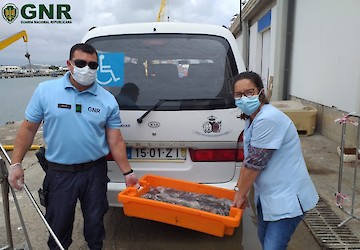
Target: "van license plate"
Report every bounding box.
[128,148,186,160]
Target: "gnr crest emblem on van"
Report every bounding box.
[203,116,221,133]
[148,121,160,128]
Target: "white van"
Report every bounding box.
[81,22,246,207]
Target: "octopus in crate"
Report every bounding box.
[141,186,233,216]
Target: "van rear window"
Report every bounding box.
[87,34,238,110]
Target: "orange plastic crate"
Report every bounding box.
[118,175,243,237]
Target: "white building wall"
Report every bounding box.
[260,29,271,91]
[235,33,243,61]
[248,23,262,73]
[290,0,360,114]
[243,7,277,96]
[269,6,277,81]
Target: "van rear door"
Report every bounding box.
[84,23,245,186]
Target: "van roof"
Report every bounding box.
[82,22,232,39]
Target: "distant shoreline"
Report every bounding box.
[0,72,65,79]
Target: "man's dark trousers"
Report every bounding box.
[44,159,109,250]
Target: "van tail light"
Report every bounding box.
[189,129,244,162]
[189,148,244,162]
[106,152,114,161]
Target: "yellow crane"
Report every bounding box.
[0,30,32,70]
[0,30,28,50]
[157,0,167,22]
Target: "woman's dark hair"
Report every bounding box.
[69,43,98,60]
[233,71,269,119]
[233,71,263,90]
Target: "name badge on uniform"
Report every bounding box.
[58,104,71,109]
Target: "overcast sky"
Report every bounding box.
[1,0,240,66]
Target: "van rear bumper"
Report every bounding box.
[107,182,127,207]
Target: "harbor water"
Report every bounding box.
[0,76,53,125]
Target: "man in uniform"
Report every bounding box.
[8,43,139,249]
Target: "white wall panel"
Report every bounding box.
[269,6,277,78]
[290,0,360,113]
[236,34,243,65]
[248,23,262,72]
[261,29,271,91]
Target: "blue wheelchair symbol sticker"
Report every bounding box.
[96,52,124,87]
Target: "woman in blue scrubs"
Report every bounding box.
[232,71,319,250]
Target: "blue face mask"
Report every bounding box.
[235,90,262,116]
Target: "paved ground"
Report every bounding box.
[0,121,359,249]
[300,133,360,248]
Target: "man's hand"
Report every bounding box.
[124,171,139,188]
[8,163,24,190]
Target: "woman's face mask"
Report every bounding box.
[70,63,97,86]
[235,89,263,116]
